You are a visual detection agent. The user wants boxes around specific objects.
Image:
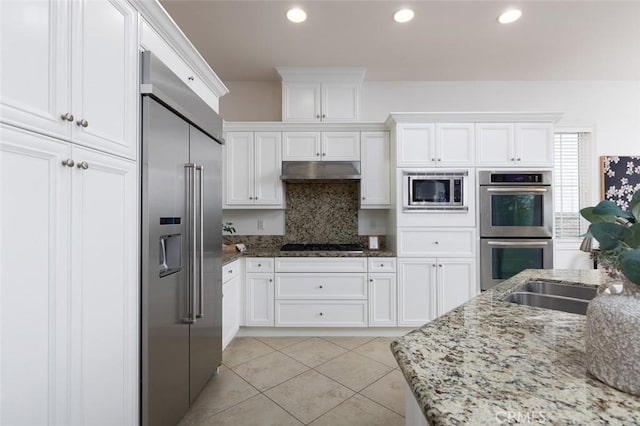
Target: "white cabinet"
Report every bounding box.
[0,125,138,426]
[245,258,275,326]
[397,258,476,327]
[397,123,475,167]
[222,260,241,350]
[282,131,360,161]
[281,81,360,122]
[368,258,397,327]
[0,0,138,160]
[476,123,553,167]
[397,228,476,257]
[224,131,283,208]
[274,257,368,327]
[361,131,390,208]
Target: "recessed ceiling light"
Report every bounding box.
[286,7,307,23]
[498,9,522,24]
[393,8,415,23]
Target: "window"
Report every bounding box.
[554,132,592,239]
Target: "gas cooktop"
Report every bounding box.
[280,243,364,253]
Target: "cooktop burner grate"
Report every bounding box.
[280,243,364,253]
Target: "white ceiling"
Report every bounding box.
[159,0,640,82]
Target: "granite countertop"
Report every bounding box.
[222,248,396,265]
[391,269,640,425]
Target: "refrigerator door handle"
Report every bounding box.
[184,163,197,324]
[196,165,204,318]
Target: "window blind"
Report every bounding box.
[553,132,591,239]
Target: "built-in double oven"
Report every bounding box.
[479,171,554,290]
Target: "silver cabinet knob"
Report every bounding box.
[438,264,443,267]
[322,153,326,156]
[432,264,436,267]
[258,263,262,267]
[380,263,384,267]
[517,158,521,161]
[438,158,442,161]
[76,119,88,128]
[188,76,194,81]
[322,114,326,118]
[370,279,373,282]
[316,114,320,119]
[254,196,258,200]
[249,196,254,200]
[61,113,74,122]
[431,158,436,162]
[316,153,320,156]
[77,161,89,170]
[269,278,273,282]
[319,312,323,316]
[362,196,366,200]
[319,285,323,289]
[510,158,515,161]
[228,269,233,273]
[434,241,439,245]
[61,158,75,167]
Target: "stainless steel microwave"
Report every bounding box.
[403,170,468,211]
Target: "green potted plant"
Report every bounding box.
[580,188,640,396]
[222,222,236,254]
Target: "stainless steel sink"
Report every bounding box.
[515,281,597,300]
[503,292,591,315]
[503,281,597,315]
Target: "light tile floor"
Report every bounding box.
[179,336,405,426]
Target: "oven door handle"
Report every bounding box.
[488,241,549,246]
[485,187,548,192]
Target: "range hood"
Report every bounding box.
[281,161,361,182]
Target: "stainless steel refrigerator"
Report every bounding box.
[140,51,223,426]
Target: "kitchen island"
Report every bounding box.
[391,269,640,425]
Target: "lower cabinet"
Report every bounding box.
[246,273,275,326]
[222,260,240,349]
[0,124,138,425]
[368,273,397,326]
[397,258,476,327]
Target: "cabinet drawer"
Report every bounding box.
[275,257,367,273]
[398,228,476,257]
[246,257,274,273]
[222,260,240,282]
[368,258,396,273]
[275,300,367,327]
[275,274,367,299]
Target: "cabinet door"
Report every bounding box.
[254,132,283,206]
[282,82,321,122]
[0,0,70,140]
[222,275,240,350]
[70,0,137,159]
[322,131,360,161]
[361,131,390,207]
[0,126,71,426]
[397,124,436,167]
[436,123,475,166]
[397,259,437,326]
[282,132,321,160]
[321,82,359,122]
[516,123,554,167]
[224,132,255,206]
[475,123,515,166]
[368,274,397,327]
[246,273,274,326]
[437,259,477,316]
[69,146,137,426]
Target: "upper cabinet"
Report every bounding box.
[224,131,283,208]
[282,131,360,161]
[361,131,390,208]
[277,68,366,123]
[0,0,138,160]
[397,123,474,167]
[476,122,554,167]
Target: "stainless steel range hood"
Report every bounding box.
[281,161,361,182]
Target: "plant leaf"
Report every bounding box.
[632,202,640,223]
[589,222,632,250]
[592,200,634,219]
[580,207,615,223]
[624,223,640,248]
[619,249,640,286]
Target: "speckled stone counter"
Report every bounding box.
[391,269,640,425]
[222,248,396,266]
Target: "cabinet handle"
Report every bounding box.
[76,119,88,128]
[316,114,320,119]
[316,153,320,156]
[255,196,258,200]
[322,153,326,156]
[438,158,442,161]
[61,158,75,167]
[269,278,273,282]
[439,264,443,267]
[249,196,253,200]
[434,241,439,245]
[432,264,436,267]
[228,269,233,274]
[61,113,74,122]
[517,158,521,161]
[258,263,262,267]
[370,279,373,282]
[188,76,194,81]
[510,157,515,161]
[319,312,323,316]
[77,161,89,170]
[322,114,326,118]
[319,285,323,289]
[362,196,366,200]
